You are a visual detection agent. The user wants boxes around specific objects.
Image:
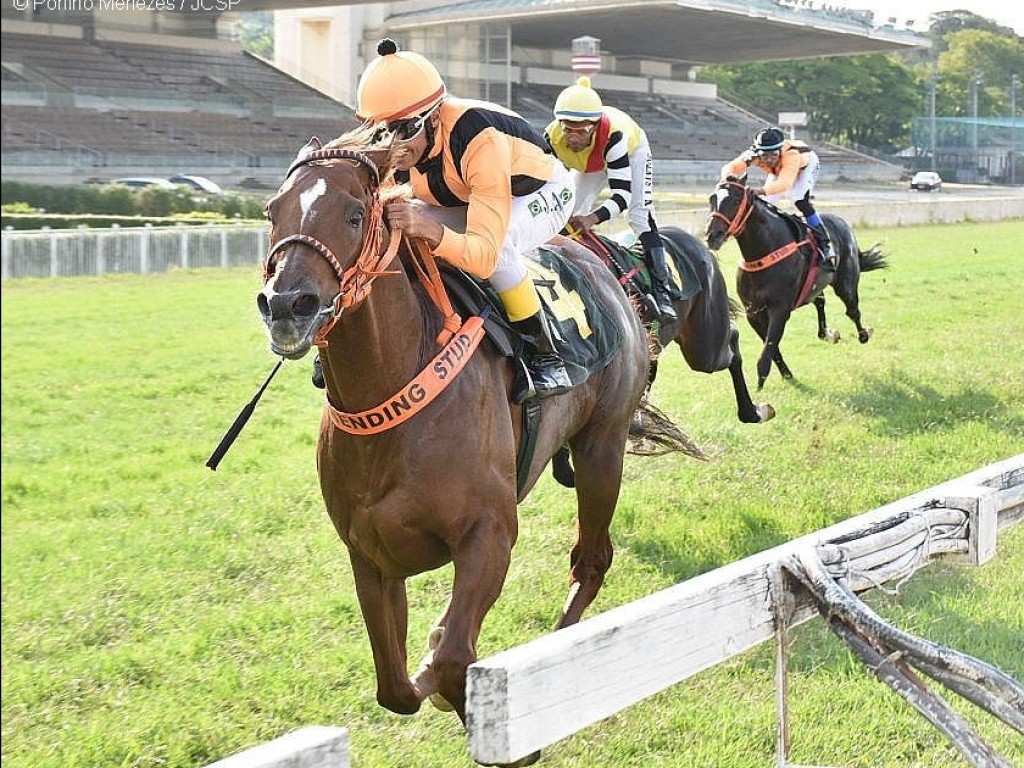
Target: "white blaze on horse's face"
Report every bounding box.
[299,177,327,228]
[713,187,730,210]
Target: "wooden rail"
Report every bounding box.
[466,454,1023,765]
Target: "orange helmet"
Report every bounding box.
[356,39,447,122]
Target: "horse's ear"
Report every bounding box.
[297,136,322,161]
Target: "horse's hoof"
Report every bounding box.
[821,330,840,344]
[429,691,455,712]
[859,328,873,344]
[757,404,776,423]
[481,750,541,767]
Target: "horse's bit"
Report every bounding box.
[707,179,755,239]
[262,148,400,345]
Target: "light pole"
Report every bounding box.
[970,69,983,152]
[928,73,939,171]
[1011,74,1020,185]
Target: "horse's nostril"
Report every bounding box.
[256,292,270,317]
[294,293,321,318]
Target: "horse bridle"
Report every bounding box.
[262,148,401,345]
[707,179,756,239]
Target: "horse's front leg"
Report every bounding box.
[747,306,792,388]
[814,295,840,343]
[347,549,421,715]
[558,431,625,627]
[725,325,775,423]
[423,513,515,722]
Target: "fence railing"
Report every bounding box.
[1,224,269,279]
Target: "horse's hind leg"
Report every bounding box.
[834,282,873,343]
[815,296,840,343]
[557,435,622,628]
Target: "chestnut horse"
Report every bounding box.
[706,177,888,390]
[256,133,662,766]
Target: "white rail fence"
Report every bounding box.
[4,194,1023,280]
[465,453,1023,765]
[1,224,269,279]
[205,454,1022,767]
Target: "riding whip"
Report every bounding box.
[205,358,283,471]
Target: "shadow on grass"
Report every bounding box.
[627,508,792,584]
[845,371,1024,438]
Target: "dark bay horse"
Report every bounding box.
[256,134,662,766]
[578,227,774,424]
[705,177,888,390]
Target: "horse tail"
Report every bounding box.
[628,400,709,461]
[858,243,889,273]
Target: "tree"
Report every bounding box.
[933,30,1024,118]
[237,11,273,59]
[700,55,919,152]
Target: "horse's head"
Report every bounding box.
[705,176,752,252]
[256,133,392,359]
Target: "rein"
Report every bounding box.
[263,148,401,345]
[708,180,755,240]
[265,145,477,435]
[710,180,809,272]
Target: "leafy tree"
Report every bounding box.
[699,12,1020,154]
[933,30,1024,118]
[700,55,919,152]
[238,11,273,59]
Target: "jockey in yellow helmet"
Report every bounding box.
[721,127,836,270]
[545,77,678,324]
[358,39,577,399]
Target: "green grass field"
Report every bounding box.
[2,220,1022,768]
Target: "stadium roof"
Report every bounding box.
[254,0,929,65]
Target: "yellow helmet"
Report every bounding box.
[356,39,446,122]
[553,77,603,122]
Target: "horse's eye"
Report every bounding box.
[349,212,364,228]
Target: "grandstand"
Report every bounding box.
[1,0,924,188]
[1,21,358,188]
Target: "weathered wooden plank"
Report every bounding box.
[205,726,348,768]
[466,454,1023,765]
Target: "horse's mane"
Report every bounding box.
[324,123,411,183]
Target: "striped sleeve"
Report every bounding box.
[591,129,631,223]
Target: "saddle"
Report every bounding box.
[436,245,624,493]
[759,201,830,308]
[438,246,623,388]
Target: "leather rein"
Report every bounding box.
[708,180,808,273]
[261,146,482,435]
[262,148,401,347]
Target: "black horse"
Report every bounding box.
[705,177,887,390]
[578,226,774,425]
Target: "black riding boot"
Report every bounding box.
[512,311,573,399]
[810,224,837,271]
[639,232,678,323]
[312,354,325,389]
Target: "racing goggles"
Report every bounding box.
[559,120,597,136]
[387,110,433,142]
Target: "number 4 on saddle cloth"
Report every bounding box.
[440,246,623,406]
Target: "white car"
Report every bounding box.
[168,174,223,194]
[114,177,177,190]
[910,171,942,192]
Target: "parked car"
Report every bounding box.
[909,171,942,192]
[168,174,223,194]
[113,177,177,190]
